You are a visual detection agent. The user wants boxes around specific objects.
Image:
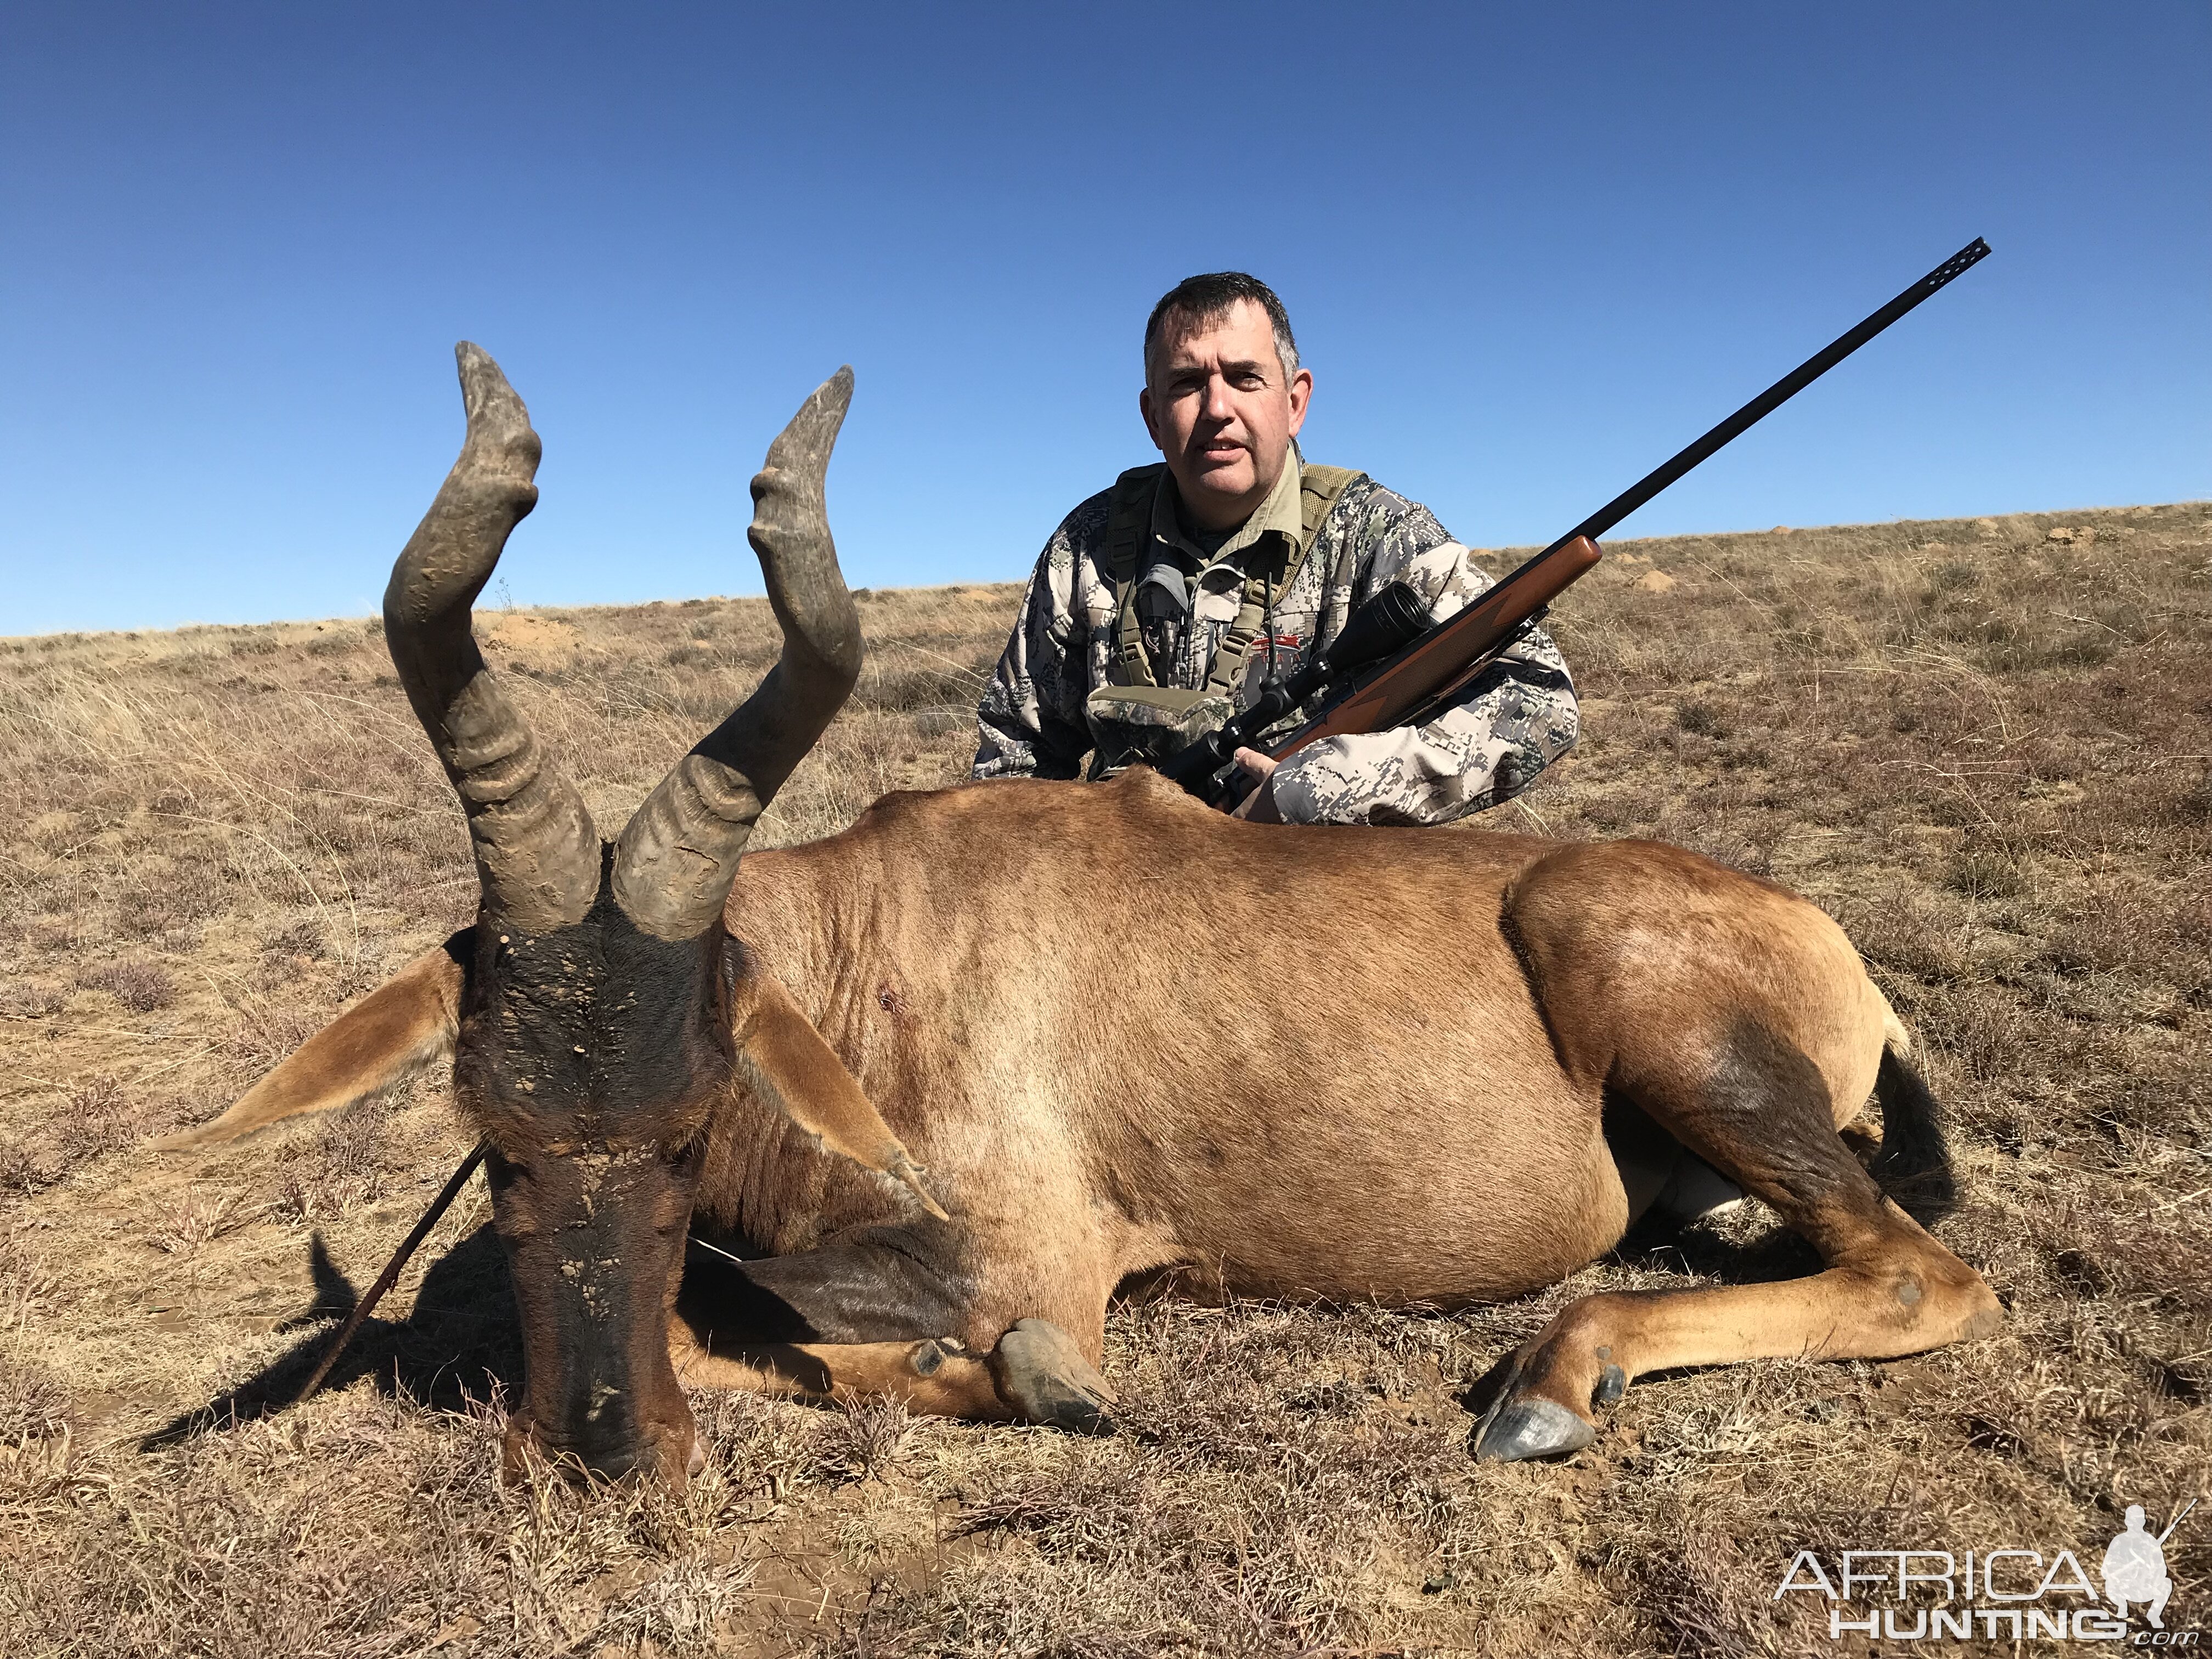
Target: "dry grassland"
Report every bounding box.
[2,503,2209,1656]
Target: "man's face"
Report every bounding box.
[1140,299,1312,532]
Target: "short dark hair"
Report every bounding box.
[1143,272,1300,382]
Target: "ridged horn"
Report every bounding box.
[611,368,862,940]
[385,343,600,932]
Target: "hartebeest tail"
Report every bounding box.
[1866,1024,1960,1223]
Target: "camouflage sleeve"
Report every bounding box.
[1269,520,1580,826]
[972,506,1098,781]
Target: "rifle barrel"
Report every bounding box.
[1186,235,1994,809]
[1544,236,1990,558]
[2157,1497,2197,1546]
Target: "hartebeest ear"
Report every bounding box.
[733,969,949,1220]
[150,932,470,1150]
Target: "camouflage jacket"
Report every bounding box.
[972,458,1579,826]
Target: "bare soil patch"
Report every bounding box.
[2,510,2207,1655]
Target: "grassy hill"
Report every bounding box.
[2,501,2208,1655]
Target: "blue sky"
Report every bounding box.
[3,3,2206,635]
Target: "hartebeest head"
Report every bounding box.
[163,347,940,1483]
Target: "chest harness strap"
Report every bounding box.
[1099,462,1363,691]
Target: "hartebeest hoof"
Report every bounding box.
[1471,1352,1623,1462]
[1473,1394,1595,1462]
[989,1318,1117,1435]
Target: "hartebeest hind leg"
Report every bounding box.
[1475,1039,2001,1461]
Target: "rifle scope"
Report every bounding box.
[1156,579,1432,793]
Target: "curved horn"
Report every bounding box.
[385,343,600,932]
[611,368,862,939]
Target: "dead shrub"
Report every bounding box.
[28,917,80,953]
[114,878,220,943]
[0,1145,61,1199]
[0,982,66,1019]
[2030,1205,2211,1317]
[261,917,325,960]
[150,1189,247,1254]
[270,1093,393,1220]
[1616,1524,1766,1658]
[1846,903,1976,985]
[689,1389,842,1496]
[1676,699,1728,737]
[2145,765,2212,826]
[73,959,176,1013]
[52,1074,137,1166]
[216,1007,326,1080]
[858,663,987,716]
[1943,847,2025,902]
[826,1390,911,1483]
[1928,558,1980,594]
[957,1454,1169,1556]
[0,1350,71,1440]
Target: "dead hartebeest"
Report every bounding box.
[160,346,2001,1485]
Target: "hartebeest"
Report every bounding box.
[160,347,2001,1485]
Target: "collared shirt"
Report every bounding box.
[972,461,1580,827]
[1131,449,1308,684]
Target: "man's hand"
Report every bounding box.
[1231,748,1282,822]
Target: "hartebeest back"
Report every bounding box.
[163,347,1999,1485]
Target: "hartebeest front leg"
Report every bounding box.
[1475,1041,2001,1462]
[670,1333,1014,1418]
[668,1319,1114,1432]
[669,1231,1115,1432]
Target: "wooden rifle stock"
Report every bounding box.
[1266,534,1601,765]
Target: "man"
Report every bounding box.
[972,272,1578,825]
[2101,1505,2174,1628]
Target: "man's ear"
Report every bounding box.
[1285,365,1312,437]
[1138,383,1164,453]
[150,931,470,1150]
[733,968,949,1219]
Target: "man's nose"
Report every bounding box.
[1199,373,1238,424]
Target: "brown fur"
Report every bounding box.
[676,767,1996,1433]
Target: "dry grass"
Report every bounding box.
[2,504,2208,1655]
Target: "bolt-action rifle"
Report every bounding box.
[1162,237,1994,812]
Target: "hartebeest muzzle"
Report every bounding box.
[379,346,864,1482]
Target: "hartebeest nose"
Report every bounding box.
[503,1419,699,1489]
